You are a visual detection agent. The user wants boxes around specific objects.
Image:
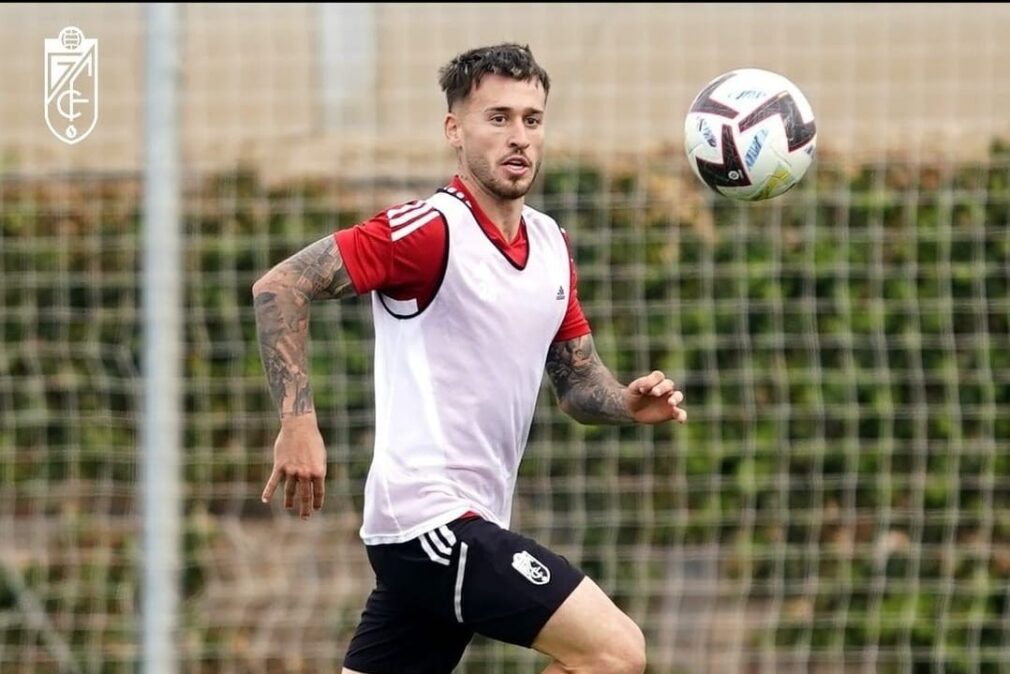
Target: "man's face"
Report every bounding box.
[446,74,546,200]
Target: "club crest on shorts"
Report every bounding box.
[44,27,99,145]
[511,550,550,585]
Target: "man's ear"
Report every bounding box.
[444,112,462,150]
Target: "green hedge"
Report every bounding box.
[2,143,1010,672]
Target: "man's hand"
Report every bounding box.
[547,335,689,426]
[624,370,688,425]
[261,412,327,519]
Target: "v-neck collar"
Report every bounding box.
[442,176,529,270]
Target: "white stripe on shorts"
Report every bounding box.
[419,533,450,566]
[426,530,453,557]
[454,541,469,623]
[439,525,457,546]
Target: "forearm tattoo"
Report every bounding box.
[253,235,353,418]
[545,334,631,424]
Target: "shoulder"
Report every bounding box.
[345,198,446,242]
[383,199,445,241]
[334,196,448,293]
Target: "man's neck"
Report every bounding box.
[457,173,523,242]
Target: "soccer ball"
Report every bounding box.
[684,68,816,201]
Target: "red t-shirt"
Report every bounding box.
[334,176,591,342]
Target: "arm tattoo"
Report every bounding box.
[252,235,354,419]
[545,334,631,424]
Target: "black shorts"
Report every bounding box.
[343,516,585,674]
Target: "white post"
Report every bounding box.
[318,3,377,131]
[141,4,181,674]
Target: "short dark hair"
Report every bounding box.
[438,43,551,111]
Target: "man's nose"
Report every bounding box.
[508,121,530,148]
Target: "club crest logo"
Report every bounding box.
[511,550,551,585]
[44,26,98,145]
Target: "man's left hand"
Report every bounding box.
[624,370,687,425]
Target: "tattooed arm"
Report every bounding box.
[252,234,354,519]
[546,334,688,425]
[252,234,354,419]
[546,335,630,424]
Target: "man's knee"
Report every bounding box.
[626,621,647,670]
[537,594,646,674]
[533,576,647,674]
[558,619,646,674]
[602,620,646,674]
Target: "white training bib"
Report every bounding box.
[360,189,571,544]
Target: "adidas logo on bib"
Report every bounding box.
[512,550,551,585]
[556,286,566,300]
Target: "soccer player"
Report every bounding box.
[252,43,687,674]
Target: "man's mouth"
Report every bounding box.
[502,157,531,175]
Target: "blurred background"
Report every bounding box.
[2,3,1010,673]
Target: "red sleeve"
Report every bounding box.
[333,202,447,307]
[333,213,391,295]
[553,230,592,342]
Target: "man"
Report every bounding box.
[253,43,687,674]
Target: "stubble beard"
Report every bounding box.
[467,152,541,201]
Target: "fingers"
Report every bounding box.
[313,476,325,511]
[637,371,685,402]
[648,379,675,398]
[300,477,314,519]
[261,468,282,503]
[629,370,689,425]
[268,470,325,519]
[668,386,687,424]
[635,370,666,394]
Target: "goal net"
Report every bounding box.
[1,4,1009,673]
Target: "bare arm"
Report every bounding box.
[546,334,688,426]
[546,334,631,424]
[252,234,355,518]
[252,234,354,419]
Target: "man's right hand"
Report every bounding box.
[261,412,327,520]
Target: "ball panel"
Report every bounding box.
[684,69,816,202]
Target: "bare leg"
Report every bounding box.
[532,576,646,674]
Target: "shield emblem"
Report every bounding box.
[44,27,98,145]
[512,550,551,585]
